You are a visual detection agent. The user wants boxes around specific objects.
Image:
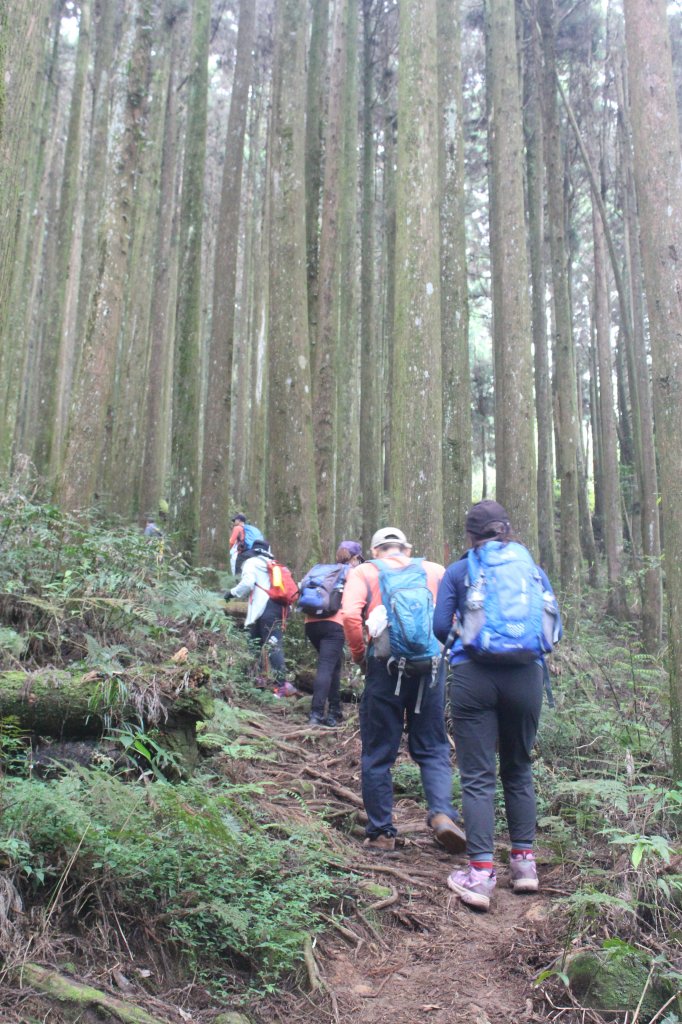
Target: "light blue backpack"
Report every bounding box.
[460,541,559,664]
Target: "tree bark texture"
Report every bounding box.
[390,0,444,561]
[198,0,255,566]
[439,0,470,561]
[623,0,682,777]
[485,0,537,552]
[266,0,321,574]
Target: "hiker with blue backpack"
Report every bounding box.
[433,500,562,912]
[342,527,466,854]
[298,541,364,728]
[229,514,265,576]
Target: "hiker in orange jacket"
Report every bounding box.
[341,526,465,855]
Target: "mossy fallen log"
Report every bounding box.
[0,665,213,740]
[16,962,170,1024]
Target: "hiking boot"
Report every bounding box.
[327,706,344,723]
[324,713,341,727]
[509,852,538,893]
[447,865,497,911]
[430,813,467,854]
[363,833,396,852]
[308,713,331,727]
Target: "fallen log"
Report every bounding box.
[0,665,212,737]
[15,963,170,1024]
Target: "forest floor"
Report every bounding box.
[237,693,567,1024]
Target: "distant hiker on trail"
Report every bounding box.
[341,526,466,854]
[433,500,562,912]
[225,538,297,698]
[229,514,264,576]
[298,541,364,728]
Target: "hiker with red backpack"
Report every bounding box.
[433,500,562,911]
[298,541,364,728]
[341,527,466,854]
[225,538,298,696]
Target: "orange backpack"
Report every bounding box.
[259,560,300,607]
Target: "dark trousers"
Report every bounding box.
[359,656,457,838]
[247,600,286,681]
[449,659,543,860]
[305,620,344,717]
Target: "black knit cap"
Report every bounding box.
[465,499,511,539]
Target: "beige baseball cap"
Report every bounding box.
[370,526,410,550]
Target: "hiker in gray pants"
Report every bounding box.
[433,500,561,911]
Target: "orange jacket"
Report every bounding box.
[341,555,444,664]
[229,522,245,549]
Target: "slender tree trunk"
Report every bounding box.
[266,0,321,574]
[198,0,255,565]
[439,0,470,560]
[169,0,210,558]
[524,5,557,576]
[390,0,444,560]
[485,0,536,551]
[539,0,582,607]
[359,0,382,550]
[304,0,330,356]
[138,1,184,523]
[623,0,682,777]
[314,0,350,553]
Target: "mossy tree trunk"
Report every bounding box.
[623,0,682,777]
[390,0,444,561]
[266,0,321,574]
[524,5,557,577]
[539,0,582,609]
[485,0,537,553]
[198,0,256,566]
[313,0,349,554]
[359,0,382,550]
[170,0,210,560]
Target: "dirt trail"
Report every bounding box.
[255,701,559,1024]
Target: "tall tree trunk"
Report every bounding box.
[359,0,382,549]
[623,0,682,777]
[266,0,321,574]
[304,0,330,358]
[614,41,663,651]
[485,0,536,551]
[169,0,210,559]
[539,0,582,607]
[439,0,470,560]
[314,0,350,553]
[334,0,361,543]
[390,0,444,560]
[138,1,184,523]
[59,1,147,510]
[524,5,557,576]
[198,0,255,565]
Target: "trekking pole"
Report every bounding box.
[434,623,459,688]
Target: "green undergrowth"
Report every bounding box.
[0,768,343,992]
[0,493,349,996]
[531,608,682,1012]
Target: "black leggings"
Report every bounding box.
[449,659,543,860]
[305,620,345,717]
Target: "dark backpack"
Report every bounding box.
[370,558,440,674]
[460,541,559,664]
[298,564,348,617]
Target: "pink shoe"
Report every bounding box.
[509,852,538,893]
[447,865,496,910]
[273,681,299,698]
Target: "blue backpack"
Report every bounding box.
[460,541,559,664]
[242,523,264,550]
[371,558,440,666]
[298,564,348,617]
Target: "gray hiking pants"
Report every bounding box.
[449,659,543,860]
